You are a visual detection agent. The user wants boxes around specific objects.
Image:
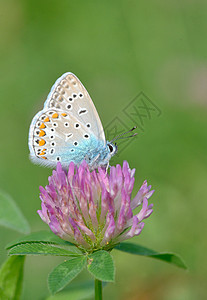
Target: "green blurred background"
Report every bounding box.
[1,0,207,299]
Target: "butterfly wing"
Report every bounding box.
[28,73,107,168]
[44,72,105,142]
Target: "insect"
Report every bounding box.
[28,72,136,170]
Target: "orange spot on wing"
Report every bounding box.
[44,117,50,122]
[39,139,46,146]
[39,130,46,137]
[40,151,46,155]
[61,113,67,117]
[52,113,59,118]
[39,123,46,129]
[41,156,47,160]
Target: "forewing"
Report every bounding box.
[43,72,105,143]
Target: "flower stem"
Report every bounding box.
[95,279,102,300]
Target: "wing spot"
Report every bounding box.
[66,133,73,139]
[86,123,91,128]
[53,93,58,99]
[37,121,41,127]
[66,75,73,81]
[84,134,90,139]
[50,148,55,154]
[39,130,46,137]
[39,139,46,146]
[52,113,59,119]
[61,80,69,88]
[78,108,87,115]
[52,122,58,127]
[66,104,72,110]
[74,123,80,129]
[39,150,46,156]
[58,96,64,102]
[72,93,77,98]
[51,141,56,146]
[79,93,83,98]
[51,128,55,132]
[70,149,75,152]
[50,135,55,140]
[44,117,50,122]
[37,149,41,155]
[64,122,69,127]
[68,97,74,102]
[56,156,61,161]
[73,141,78,146]
[39,123,46,129]
[50,101,55,107]
[61,113,67,117]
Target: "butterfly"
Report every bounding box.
[28,72,120,170]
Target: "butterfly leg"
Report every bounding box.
[105,162,110,175]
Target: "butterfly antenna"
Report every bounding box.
[110,126,138,142]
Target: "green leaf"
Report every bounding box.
[87,250,115,282]
[6,230,72,249]
[0,255,25,300]
[115,242,187,269]
[0,190,30,234]
[9,242,82,257]
[48,256,87,295]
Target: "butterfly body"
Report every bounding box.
[28,72,117,170]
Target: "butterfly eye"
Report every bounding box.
[108,144,115,153]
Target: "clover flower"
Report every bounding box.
[38,161,154,251]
